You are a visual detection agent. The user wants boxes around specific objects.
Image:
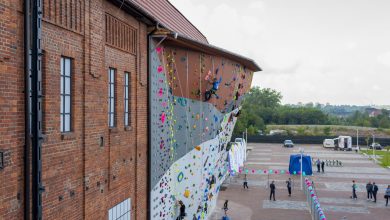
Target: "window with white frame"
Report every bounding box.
[108,198,131,220]
[108,68,116,127]
[124,72,130,127]
[60,57,72,132]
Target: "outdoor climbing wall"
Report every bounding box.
[149,38,254,220]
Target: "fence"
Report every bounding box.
[303,178,327,220]
[233,135,390,146]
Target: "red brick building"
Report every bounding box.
[0,0,260,220]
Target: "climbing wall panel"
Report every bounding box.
[149,38,254,220]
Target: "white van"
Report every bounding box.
[323,139,335,148]
[336,136,352,151]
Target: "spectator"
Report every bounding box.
[270,181,276,201]
[372,182,378,203]
[385,185,390,206]
[366,181,373,201]
[223,200,228,215]
[286,178,292,197]
[177,201,186,220]
[351,180,357,200]
[316,159,321,173]
[321,160,325,173]
[243,174,249,189]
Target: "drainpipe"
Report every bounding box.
[31,0,44,219]
[24,0,31,219]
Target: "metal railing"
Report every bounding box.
[303,178,327,220]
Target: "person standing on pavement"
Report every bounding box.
[366,181,373,201]
[385,185,390,206]
[372,182,378,203]
[243,174,249,189]
[316,158,321,173]
[177,201,186,220]
[351,180,357,200]
[286,178,292,197]
[321,160,325,173]
[223,200,229,215]
[270,181,276,201]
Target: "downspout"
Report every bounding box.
[24,0,31,219]
[147,27,151,220]
[31,0,44,219]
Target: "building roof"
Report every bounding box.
[128,0,208,43]
[165,34,262,71]
[114,0,261,71]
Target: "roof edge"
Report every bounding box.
[165,0,209,43]
[167,33,262,72]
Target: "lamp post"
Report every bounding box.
[299,147,304,190]
[372,134,376,161]
[356,129,359,153]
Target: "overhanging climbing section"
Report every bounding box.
[149,37,255,220]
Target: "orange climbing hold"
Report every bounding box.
[195,146,201,151]
[184,189,190,198]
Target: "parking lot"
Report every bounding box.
[210,143,390,220]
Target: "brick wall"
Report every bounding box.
[0,0,148,219]
[0,1,25,220]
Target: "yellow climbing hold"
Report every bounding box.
[184,189,190,198]
[195,146,201,151]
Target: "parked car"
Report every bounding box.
[323,139,335,148]
[283,140,294,148]
[369,143,383,150]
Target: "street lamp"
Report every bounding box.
[356,129,359,153]
[299,147,304,190]
[372,134,376,162]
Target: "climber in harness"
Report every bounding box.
[205,77,222,101]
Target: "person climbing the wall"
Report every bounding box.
[177,200,186,220]
[270,181,276,201]
[205,77,222,101]
[243,174,249,189]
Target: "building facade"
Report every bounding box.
[1,0,149,219]
[0,0,260,219]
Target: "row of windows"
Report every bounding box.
[60,57,131,133]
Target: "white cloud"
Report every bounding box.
[169,0,390,105]
[377,52,390,68]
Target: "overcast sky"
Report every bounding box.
[169,0,390,105]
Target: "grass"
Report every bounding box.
[360,148,390,168]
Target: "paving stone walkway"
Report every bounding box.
[210,143,390,220]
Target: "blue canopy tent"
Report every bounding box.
[289,154,312,175]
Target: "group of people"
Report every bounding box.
[242,174,293,201]
[268,178,293,201]
[315,158,326,173]
[351,180,390,206]
[364,181,379,202]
